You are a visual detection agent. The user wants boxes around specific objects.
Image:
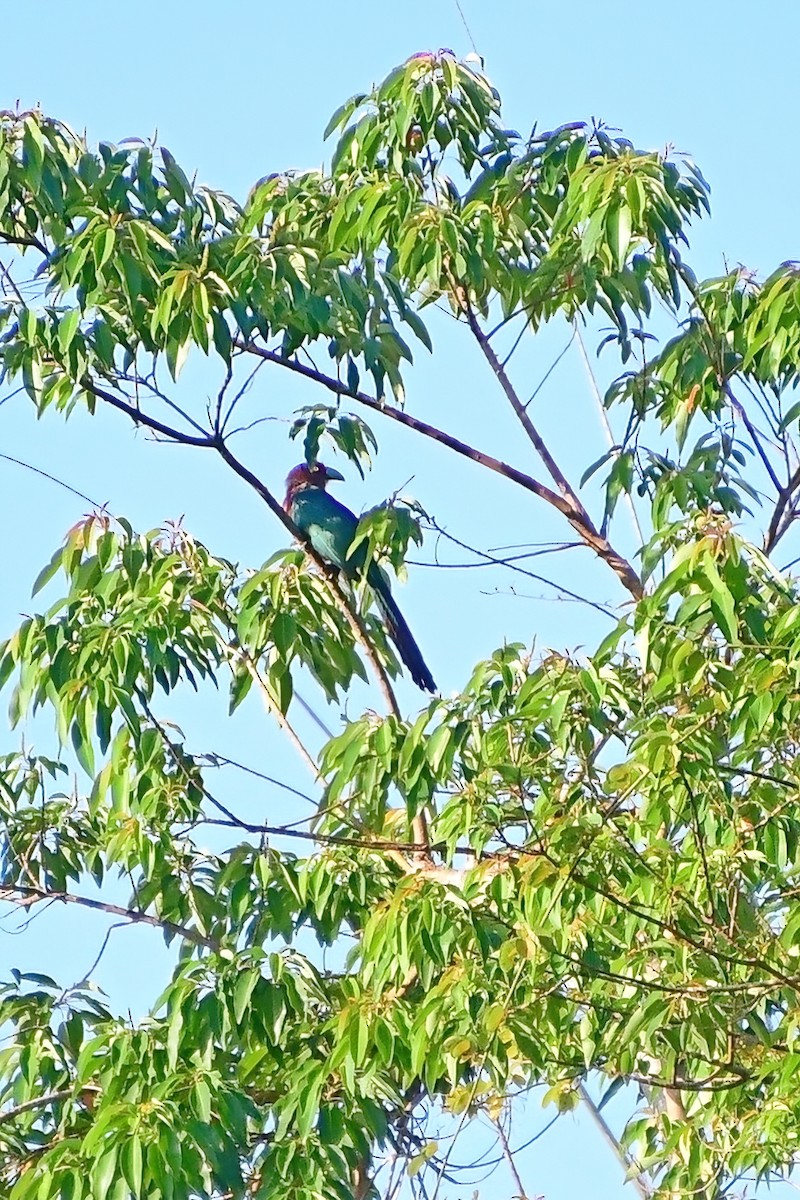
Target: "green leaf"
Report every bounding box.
[91,1146,118,1200]
[122,1136,143,1197]
[22,117,45,189]
[233,969,259,1025]
[607,202,632,270]
[700,556,738,643]
[31,546,64,596]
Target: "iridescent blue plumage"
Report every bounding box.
[284,463,436,692]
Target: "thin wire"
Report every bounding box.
[452,0,479,55]
[197,752,318,806]
[429,520,617,617]
[0,452,103,509]
[526,331,576,409]
[573,323,646,547]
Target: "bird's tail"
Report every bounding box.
[370,570,436,693]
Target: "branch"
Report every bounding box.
[82,376,404,723]
[212,439,403,722]
[465,305,583,505]
[81,378,216,447]
[428,519,617,617]
[465,307,643,595]
[238,342,643,599]
[0,453,102,508]
[0,884,219,951]
[578,1084,650,1199]
[626,1069,746,1093]
[494,1117,532,1200]
[0,231,48,255]
[83,372,427,847]
[764,462,800,553]
[724,381,783,494]
[556,862,798,990]
[187,815,445,858]
[145,647,433,862]
[0,1090,74,1128]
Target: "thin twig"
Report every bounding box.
[429,520,617,617]
[0,453,103,508]
[525,331,575,408]
[464,306,643,595]
[198,752,319,805]
[81,378,215,447]
[574,321,645,546]
[465,304,588,506]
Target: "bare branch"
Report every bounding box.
[428,519,618,617]
[0,231,48,255]
[0,1090,74,1128]
[237,341,643,598]
[195,815,445,858]
[0,884,218,950]
[198,751,319,805]
[577,1084,651,1199]
[494,1117,531,1200]
[464,305,588,508]
[0,453,103,508]
[81,376,406,727]
[724,381,783,494]
[764,462,800,553]
[81,378,215,448]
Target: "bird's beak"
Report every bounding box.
[323,466,345,482]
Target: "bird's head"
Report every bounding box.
[284,461,345,506]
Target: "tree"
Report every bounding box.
[1,47,800,1200]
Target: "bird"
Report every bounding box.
[284,461,436,693]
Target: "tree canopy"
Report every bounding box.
[2,48,800,1200]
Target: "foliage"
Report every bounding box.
[1,49,800,1200]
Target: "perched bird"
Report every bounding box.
[284,462,436,693]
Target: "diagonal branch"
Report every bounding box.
[238,342,644,598]
[577,1084,651,1198]
[81,378,216,447]
[212,439,403,722]
[0,884,219,950]
[0,1090,74,1128]
[724,381,783,494]
[0,231,48,255]
[81,376,405,726]
[764,462,800,554]
[465,304,585,508]
[80,375,430,848]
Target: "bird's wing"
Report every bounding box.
[290,488,361,574]
[290,486,437,692]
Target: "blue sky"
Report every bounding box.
[2,1,799,1196]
